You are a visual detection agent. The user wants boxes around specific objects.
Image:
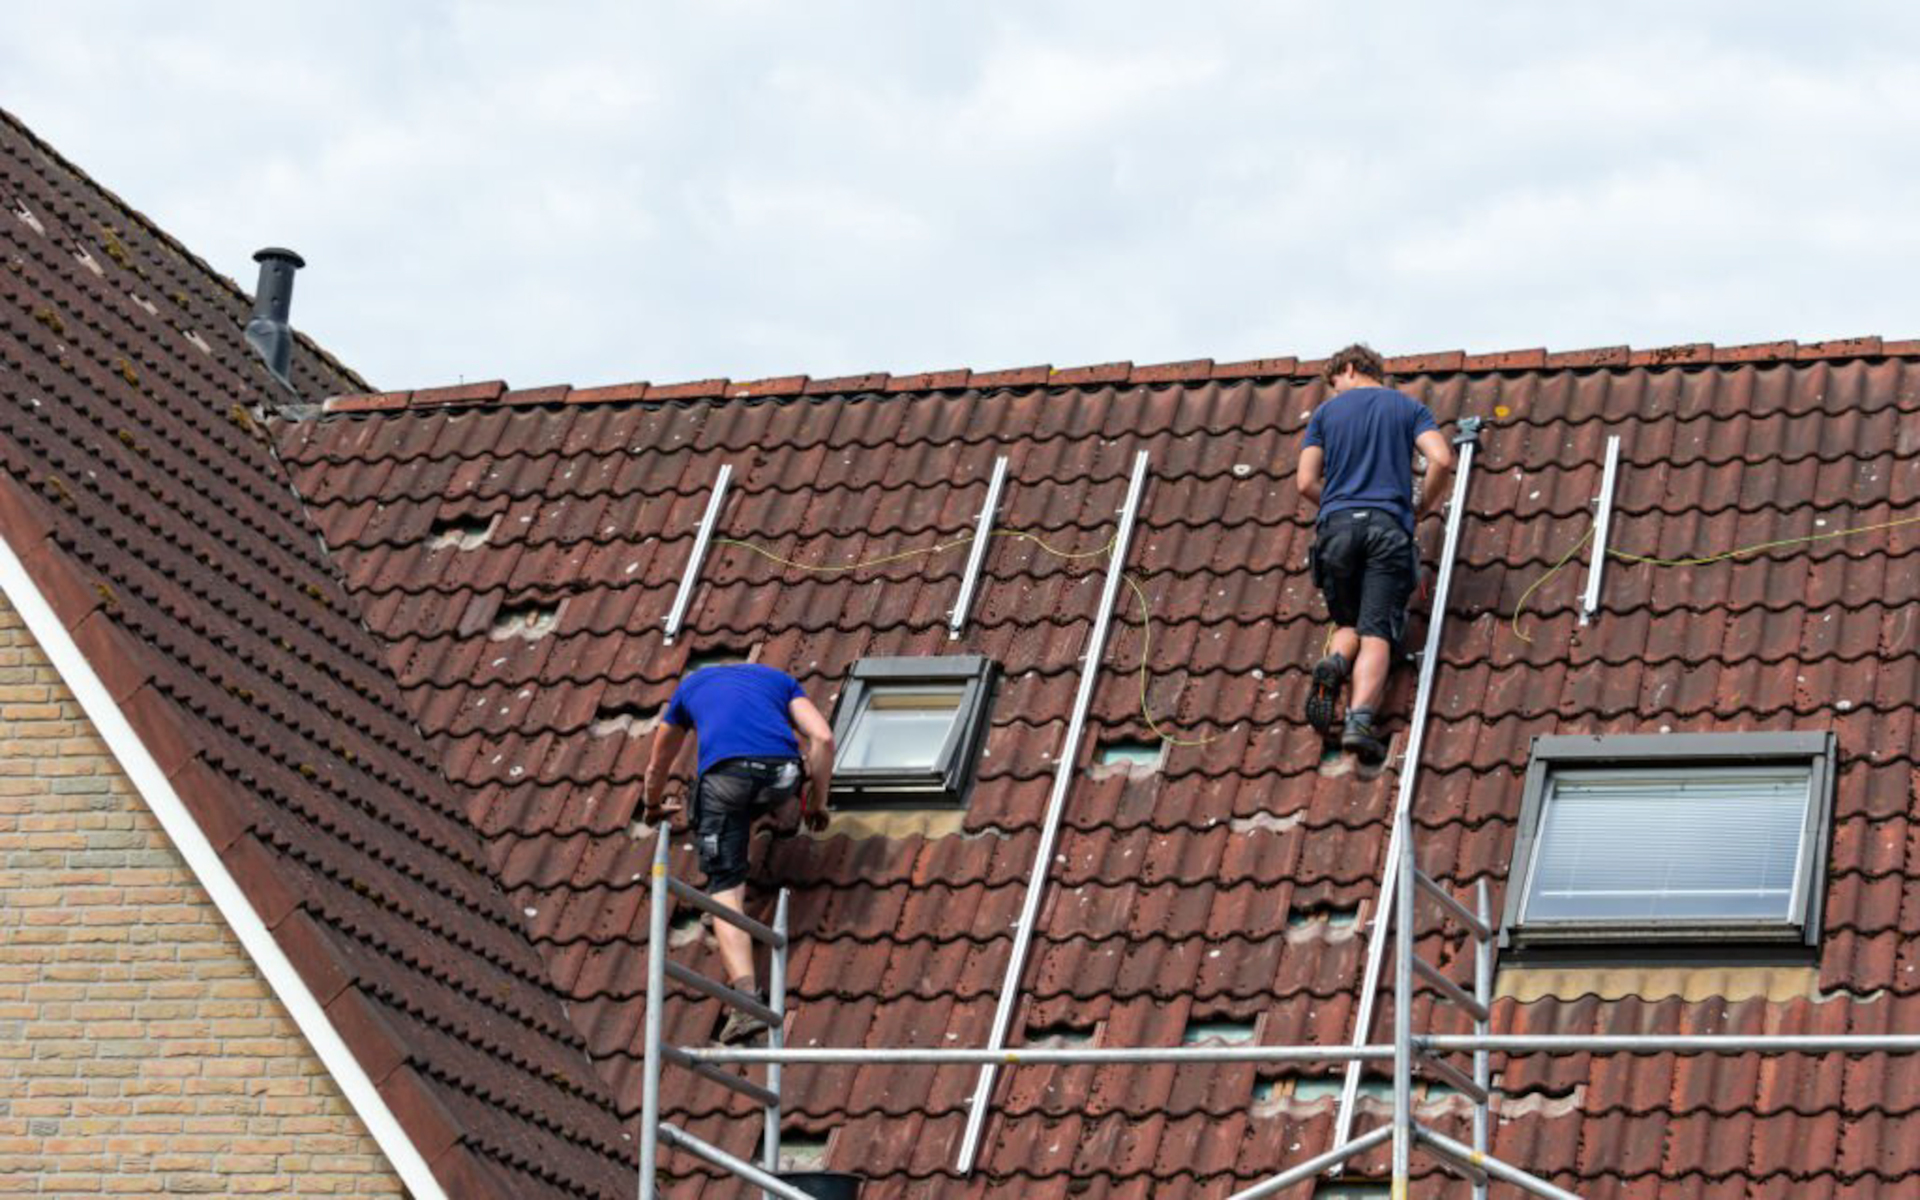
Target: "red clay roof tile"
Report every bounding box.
[1,107,630,1199]
[275,339,1920,1194]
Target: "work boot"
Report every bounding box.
[1341,710,1387,765]
[1304,653,1349,736]
[717,1005,769,1046]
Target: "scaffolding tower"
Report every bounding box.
[636,421,1920,1199]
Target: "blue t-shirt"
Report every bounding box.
[1302,386,1440,534]
[663,664,806,775]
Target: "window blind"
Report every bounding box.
[1523,767,1811,924]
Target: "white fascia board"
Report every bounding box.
[0,528,450,1200]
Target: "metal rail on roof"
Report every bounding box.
[1329,417,1484,1156]
[949,455,1009,639]
[696,1044,1395,1065]
[953,449,1154,1176]
[662,463,733,645]
[1581,434,1623,625]
[690,1031,1920,1066]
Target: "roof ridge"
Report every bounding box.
[0,104,372,394]
[318,336,1919,415]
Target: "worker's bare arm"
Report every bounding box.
[1415,430,1454,516]
[641,723,690,822]
[1297,445,1325,503]
[788,697,835,831]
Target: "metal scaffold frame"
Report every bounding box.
[638,832,808,1200]
[634,420,1920,1198]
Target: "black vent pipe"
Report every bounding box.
[244,247,304,387]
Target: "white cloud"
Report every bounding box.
[4,2,1917,390]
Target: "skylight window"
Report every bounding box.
[1503,732,1835,948]
[830,655,996,809]
[839,684,967,771]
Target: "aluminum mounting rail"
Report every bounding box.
[1580,434,1622,625]
[953,449,1153,1175]
[949,455,1009,639]
[1330,416,1484,1155]
[662,463,732,645]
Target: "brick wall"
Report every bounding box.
[0,593,405,1196]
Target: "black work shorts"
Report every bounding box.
[694,757,803,893]
[1310,508,1417,648]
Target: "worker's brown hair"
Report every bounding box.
[1323,342,1387,385]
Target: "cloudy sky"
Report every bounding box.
[6,3,1916,390]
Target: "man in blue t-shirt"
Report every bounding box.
[1296,344,1453,763]
[641,657,835,1042]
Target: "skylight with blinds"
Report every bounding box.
[1522,767,1811,923]
[1503,732,1835,947]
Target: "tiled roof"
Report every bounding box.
[276,340,1920,1196]
[0,107,633,1198]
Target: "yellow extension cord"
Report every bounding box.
[710,497,1920,741]
[1508,510,1920,643]
[710,530,1230,747]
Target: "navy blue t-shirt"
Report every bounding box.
[1302,386,1440,534]
[663,664,806,775]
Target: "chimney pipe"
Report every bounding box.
[245,247,304,387]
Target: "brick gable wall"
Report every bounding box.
[0,592,403,1197]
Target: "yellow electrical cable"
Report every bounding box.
[1607,511,1920,567]
[709,529,1117,574]
[1508,510,1920,643]
[710,534,978,573]
[1121,572,1231,746]
[1509,525,1595,644]
[710,527,1230,743]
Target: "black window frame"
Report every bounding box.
[1501,731,1836,950]
[828,655,998,809]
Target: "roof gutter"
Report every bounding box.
[0,528,450,1200]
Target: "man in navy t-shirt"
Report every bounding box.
[642,658,835,1042]
[1295,344,1453,763]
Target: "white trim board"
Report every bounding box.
[0,527,450,1200]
